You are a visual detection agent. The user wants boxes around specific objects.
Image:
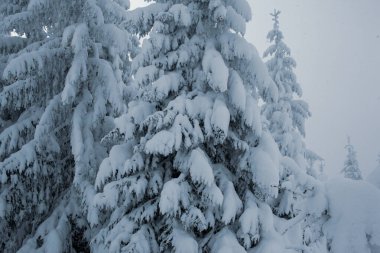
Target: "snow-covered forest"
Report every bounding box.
[0,0,379,252]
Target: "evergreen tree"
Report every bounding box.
[260,11,332,253]
[341,137,362,180]
[88,1,314,252]
[0,0,138,251]
[262,10,310,159]
[261,10,312,218]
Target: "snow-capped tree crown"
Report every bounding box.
[264,9,300,96]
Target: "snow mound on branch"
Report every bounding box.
[145,130,175,155]
[228,70,246,112]
[44,229,63,253]
[243,95,261,136]
[159,179,181,215]
[210,228,246,253]
[189,148,214,186]
[211,98,230,143]
[150,72,182,100]
[172,227,198,253]
[186,94,213,119]
[324,178,380,253]
[250,132,280,197]
[95,143,133,188]
[250,236,289,253]
[227,0,252,22]
[221,181,243,224]
[202,47,229,92]
[169,4,192,27]
[249,204,291,253]
[226,6,246,35]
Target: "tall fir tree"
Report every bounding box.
[262,10,310,159]
[260,11,332,253]
[341,137,362,180]
[86,1,322,252]
[0,0,138,251]
[89,1,329,253]
[261,10,313,218]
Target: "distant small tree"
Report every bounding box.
[341,137,362,180]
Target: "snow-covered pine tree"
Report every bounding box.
[0,0,138,251]
[261,10,313,218]
[341,137,362,180]
[262,10,310,156]
[89,1,314,252]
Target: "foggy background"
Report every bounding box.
[131,0,380,177]
[246,0,380,177]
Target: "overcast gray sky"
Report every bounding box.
[132,0,380,177]
[246,0,380,177]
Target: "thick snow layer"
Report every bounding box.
[44,229,63,253]
[189,148,214,186]
[126,101,155,125]
[226,6,246,35]
[324,178,380,253]
[186,95,213,119]
[250,132,280,197]
[3,51,44,80]
[249,236,290,253]
[145,130,175,156]
[62,25,89,104]
[134,65,161,87]
[227,0,252,22]
[239,193,259,236]
[221,181,243,224]
[228,70,246,112]
[202,183,224,207]
[211,98,230,142]
[95,143,133,189]
[209,0,227,23]
[243,95,262,136]
[169,4,192,27]
[250,149,274,191]
[159,179,181,215]
[211,228,246,253]
[150,73,182,100]
[249,203,292,253]
[122,225,155,253]
[172,227,198,253]
[202,47,229,92]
